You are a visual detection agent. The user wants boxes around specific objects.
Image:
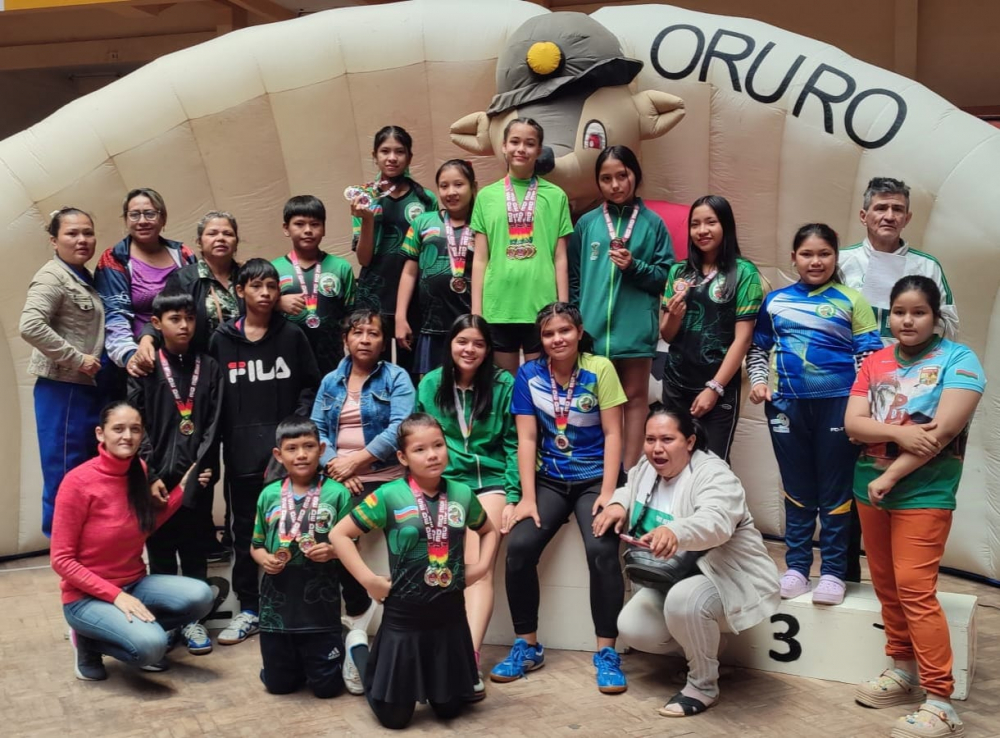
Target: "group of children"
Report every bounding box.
[40,114,983,735]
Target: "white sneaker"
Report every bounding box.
[342,599,380,635]
[343,628,368,695]
[181,622,213,654]
[217,610,259,645]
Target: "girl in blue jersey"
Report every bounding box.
[748,224,882,606]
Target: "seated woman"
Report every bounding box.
[846,276,985,738]
[596,404,779,717]
[50,401,215,681]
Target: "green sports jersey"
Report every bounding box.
[353,186,438,315]
[662,257,764,392]
[351,477,486,603]
[273,251,355,375]
[400,210,474,335]
[252,476,352,633]
[470,176,573,324]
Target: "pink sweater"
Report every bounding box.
[50,445,183,605]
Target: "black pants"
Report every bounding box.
[259,630,345,698]
[505,475,624,639]
[368,697,464,731]
[845,502,863,583]
[146,503,209,582]
[662,374,742,462]
[341,487,376,617]
[229,475,264,612]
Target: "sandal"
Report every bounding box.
[812,574,846,606]
[855,669,925,708]
[890,704,965,737]
[657,691,713,718]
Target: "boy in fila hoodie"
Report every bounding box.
[209,258,321,645]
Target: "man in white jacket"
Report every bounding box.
[840,177,959,343]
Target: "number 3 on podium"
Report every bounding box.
[769,613,803,662]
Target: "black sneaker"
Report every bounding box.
[70,630,107,681]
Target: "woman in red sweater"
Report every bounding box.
[51,400,214,681]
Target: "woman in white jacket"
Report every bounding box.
[594,403,779,718]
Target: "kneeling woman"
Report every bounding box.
[50,401,215,681]
[597,405,779,717]
[331,414,499,729]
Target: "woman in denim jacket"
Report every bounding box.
[311,307,416,636]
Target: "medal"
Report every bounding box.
[444,212,471,293]
[504,175,538,260]
[602,202,640,253]
[274,546,291,564]
[409,476,451,588]
[289,250,322,329]
[673,279,689,294]
[159,351,201,438]
[343,179,397,210]
[278,477,321,559]
[548,360,579,453]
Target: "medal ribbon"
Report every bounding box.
[453,386,474,446]
[408,476,449,568]
[158,350,201,424]
[602,202,640,246]
[504,175,538,250]
[548,361,579,438]
[288,250,321,319]
[279,477,321,547]
[444,213,471,279]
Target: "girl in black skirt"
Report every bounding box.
[330,413,500,729]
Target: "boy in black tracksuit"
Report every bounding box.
[209,258,321,645]
[129,289,223,654]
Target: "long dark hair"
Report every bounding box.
[436,159,478,213]
[535,302,595,355]
[435,315,497,421]
[372,125,435,211]
[646,402,708,453]
[99,401,157,534]
[594,145,643,191]
[682,195,742,302]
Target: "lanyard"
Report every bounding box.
[288,250,321,324]
[453,386,474,447]
[444,213,471,278]
[279,477,320,546]
[408,476,449,568]
[504,176,539,260]
[548,361,579,439]
[674,267,719,296]
[158,350,201,425]
[602,202,640,249]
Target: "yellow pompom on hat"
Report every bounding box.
[526,41,562,76]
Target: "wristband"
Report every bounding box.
[705,379,725,397]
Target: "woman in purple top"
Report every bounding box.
[95,188,196,381]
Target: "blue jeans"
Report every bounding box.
[63,575,214,667]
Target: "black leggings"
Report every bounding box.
[368,696,463,731]
[505,475,624,639]
[662,373,741,463]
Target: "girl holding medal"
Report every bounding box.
[396,160,478,376]
[331,414,499,729]
[659,195,764,461]
[470,118,573,374]
[570,145,674,468]
[351,126,437,376]
[415,314,519,697]
[492,303,628,694]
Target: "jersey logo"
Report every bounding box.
[590,241,600,260]
[227,358,292,384]
[406,202,426,223]
[815,303,836,318]
[317,273,341,297]
[709,275,728,303]
[577,394,596,412]
[919,366,941,385]
[447,501,465,527]
[315,503,336,534]
[770,412,791,433]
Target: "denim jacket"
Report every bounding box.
[311,357,416,469]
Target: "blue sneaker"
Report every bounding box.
[593,647,627,694]
[181,622,213,655]
[490,638,544,683]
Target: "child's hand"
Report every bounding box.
[350,195,374,220]
[608,247,633,271]
[365,575,392,603]
[749,383,771,404]
[279,293,306,316]
[261,553,286,575]
[197,468,213,488]
[304,543,337,563]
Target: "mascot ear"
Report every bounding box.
[633,90,686,141]
[450,112,494,156]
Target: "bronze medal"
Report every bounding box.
[450,276,467,293]
[179,418,195,436]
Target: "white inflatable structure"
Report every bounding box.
[2,0,998,582]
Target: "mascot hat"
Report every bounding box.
[487,12,643,116]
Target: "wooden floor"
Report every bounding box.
[2,544,998,738]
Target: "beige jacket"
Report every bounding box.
[611,450,780,634]
[19,257,104,386]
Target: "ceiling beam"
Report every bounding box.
[217,0,291,22]
[0,31,214,70]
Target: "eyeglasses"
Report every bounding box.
[126,209,160,222]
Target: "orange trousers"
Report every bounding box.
[857,502,954,697]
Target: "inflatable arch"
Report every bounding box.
[2,0,998,581]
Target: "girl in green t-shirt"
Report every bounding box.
[350,126,437,377]
[330,414,499,729]
[396,160,478,376]
[659,195,764,461]
[470,118,573,375]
